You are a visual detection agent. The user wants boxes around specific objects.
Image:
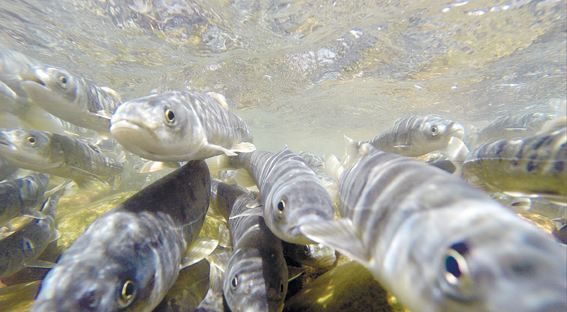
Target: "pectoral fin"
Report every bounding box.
[230,142,256,153]
[181,238,219,269]
[300,219,369,265]
[24,259,56,269]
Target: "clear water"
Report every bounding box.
[0,0,565,310]
[2,0,565,156]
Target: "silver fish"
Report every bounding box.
[0,173,49,226]
[0,48,66,133]
[463,125,567,201]
[20,65,122,134]
[474,112,557,147]
[32,160,211,312]
[229,148,335,244]
[213,181,288,312]
[110,90,255,161]
[0,187,63,278]
[364,114,466,157]
[0,129,123,187]
[302,143,567,312]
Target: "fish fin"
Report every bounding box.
[219,169,256,187]
[204,143,238,157]
[324,154,343,181]
[207,92,234,110]
[445,137,469,163]
[100,86,122,102]
[49,230,61,243]
[393,144,410,149]
[138,161,180,173]
[43,180,72,198]
[228,208,264,220]
[288,266,306,282]
[181,238,220,269]
[230,142,256,154]
[24,259,56,269]
[300,219,370,264]
[22,211,47,220]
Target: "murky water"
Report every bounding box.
[0,0,565,310]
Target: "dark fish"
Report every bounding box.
[0,173,49,226]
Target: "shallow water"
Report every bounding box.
[0,0,566,310]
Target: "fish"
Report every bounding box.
[110,90,255,161]
[32,160,211,312]
[463,125,567,201]
[298,151,340,205]
[474,112,557,147]
[0,156,17,181]
[0,129,123,187]
[20,65,122,134]
[282,242,337,271]
[213,181,288,312]
[0,48,66,133]
[194,247,232,312]
[0,187,63,278]
[228,148,335,244]
[301,142,567,312]
[0,173,50,227]
[363,114,467,158]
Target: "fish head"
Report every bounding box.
[0,129,63,170]
[265,181,335,244]
[415,115,466,151]
[110,92,200,161]
[223,248,287,312]
[432,217,567,312]
[32,220,164,312]
[20,66,83,112]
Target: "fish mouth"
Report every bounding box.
[110,119,155,138]
[20,68,48,88]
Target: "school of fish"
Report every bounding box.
[0,44,566,312]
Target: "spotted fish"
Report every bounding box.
[0,173,49,227]
[0,129,123,187]
[110,90,255,162]
[302,142,567,312]
[229,148,335,244]
[0,187,63,278]
[463,125,567,201]
[20,64,122,134]
[474,112,557,147]
[32,160,211,312]
[213,181,288,312]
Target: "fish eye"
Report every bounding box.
[164,109,175,124]
[303,245,311,254]
[57,74,69,88]
[117,280,136,308]
[27,136,36,145]
[280,282,285,293]
[431,125,439,136]
[441,241,476,300]
[277,200,286,214]
[231,275,239,288]
[22,238,35,255]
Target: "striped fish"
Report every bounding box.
[364,114,466,157]
[213,181,288,312]
[20,65,121,134]
[110,90,255,162]
[0,187,63,278]
[229,148,335,244]
[302,142,567,312]
[0,129,123,187]
[32,160,211,312]
[0,173,49,226]
[463,125,567,201]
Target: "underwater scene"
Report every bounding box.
[0,0,566,311]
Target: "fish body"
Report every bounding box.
[110,90,254,161]
[463,126,567,200]
[364,115,466,157]
[0,173,49,226]
[303,143,566,312]
[0,156,17,181]
[20,65,122,133]
[0,129,123,186]
[214,182,288,312]
[475,112,556,146]
[32,160,211,312]
[230,148,335,244]
[0,188,62,278]
[282,242,337,271]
